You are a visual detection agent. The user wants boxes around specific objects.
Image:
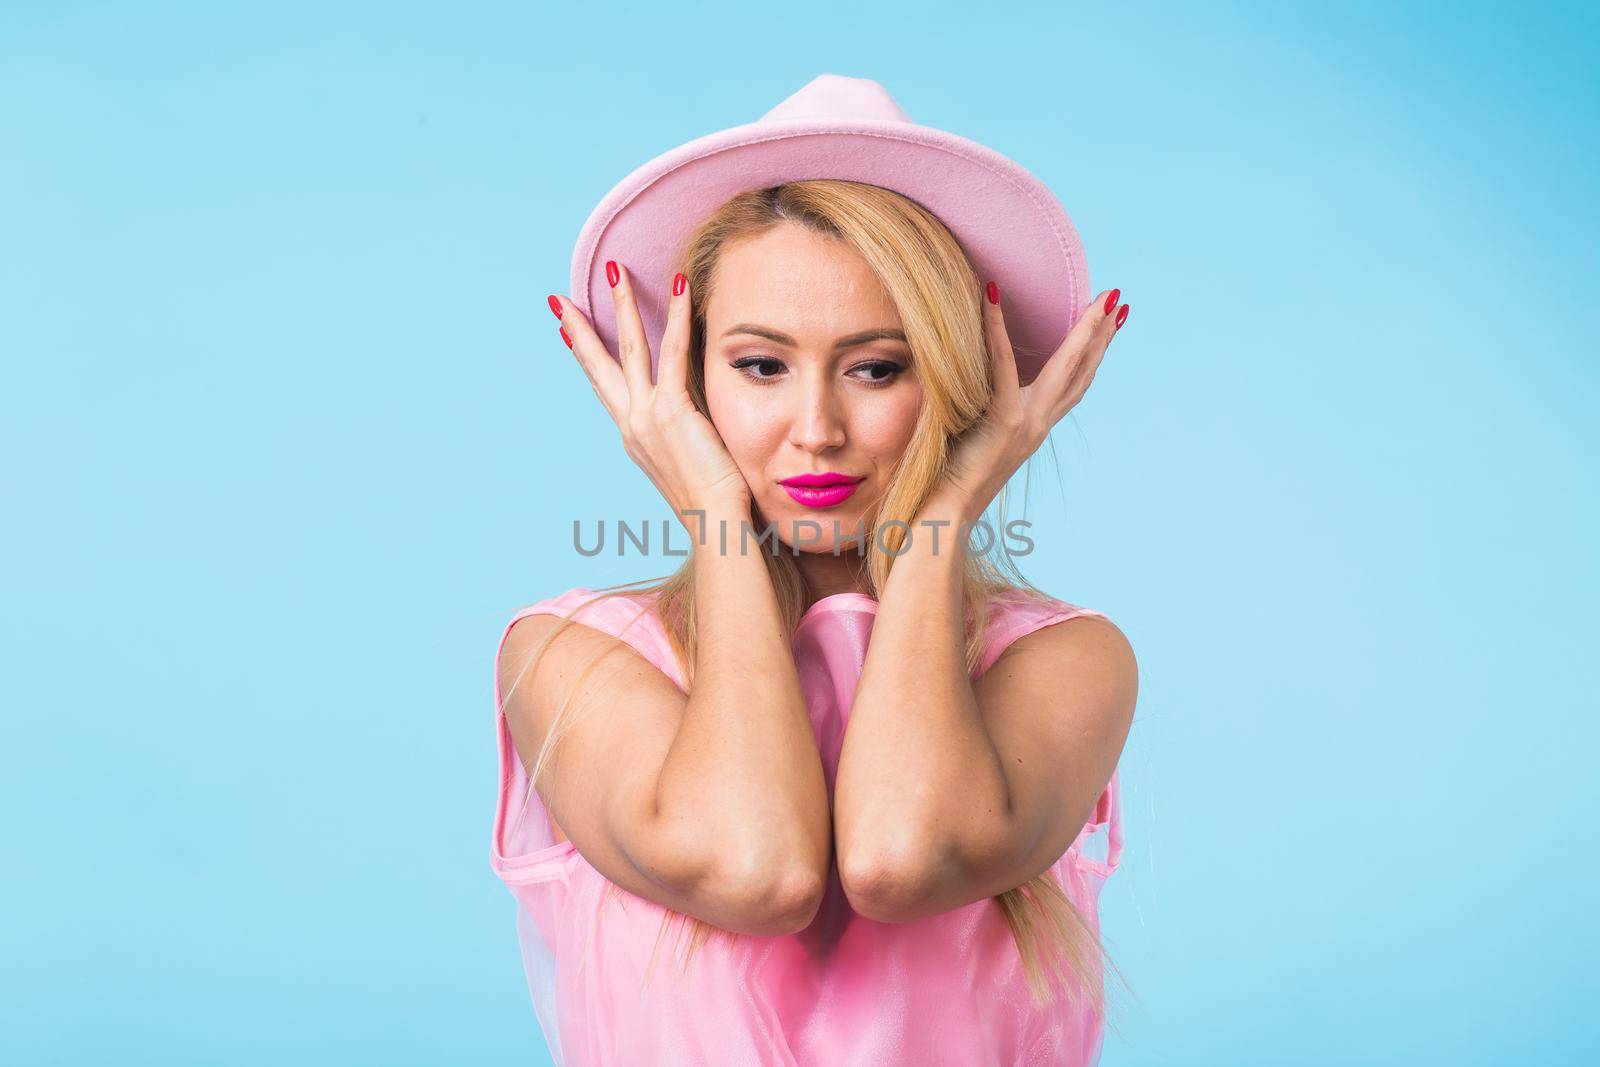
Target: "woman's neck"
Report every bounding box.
[795,552,872,606]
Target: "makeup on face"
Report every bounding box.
[700,224,925,538]
[778,472,865,509]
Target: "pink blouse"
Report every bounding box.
[490,586,1125,1066]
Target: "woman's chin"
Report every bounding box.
[747,494,881,554]
[765,506,871,554]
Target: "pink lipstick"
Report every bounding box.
[779,472,864,509]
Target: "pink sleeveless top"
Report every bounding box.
[489,587,1125,1066]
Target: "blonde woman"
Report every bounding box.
[492,75,1137,1066]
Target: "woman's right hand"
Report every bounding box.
[548,261,751,531]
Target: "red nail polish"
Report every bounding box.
[1104,289,1120,315]
[1114,304,1129,330]
[606,261,619,288]
[547,295,563,319]
[673,272,686,296]
[986,280,999,305]
[560,327,573,348]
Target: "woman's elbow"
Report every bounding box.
[837,848,933,925]
[711,854,827,936]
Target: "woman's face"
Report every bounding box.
[702,223,924,553]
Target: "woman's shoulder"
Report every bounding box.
[984,583,1108,623]
[977,584,1123,674]
[509,584,663,625]
[501,584,682,687]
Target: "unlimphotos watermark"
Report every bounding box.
[571,512,1035,558]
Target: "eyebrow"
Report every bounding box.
[719,324,909,350]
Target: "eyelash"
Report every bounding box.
[730,356,906,388]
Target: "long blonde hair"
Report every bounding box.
[501,180,1124,1015]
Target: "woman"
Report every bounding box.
[491,76,1138,1066]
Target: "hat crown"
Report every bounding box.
[760,73,911,125]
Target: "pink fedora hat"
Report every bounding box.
[569,73,1091,386]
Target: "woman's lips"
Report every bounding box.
[779,476,863,509]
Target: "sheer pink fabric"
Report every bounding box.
[489,587,1124,1066]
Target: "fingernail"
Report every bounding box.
[1103,289,1120,315]
[673,272,686,297]
[606,261,620,288]
[560,327,573,348]
[986,280,999,305]
[1114,304,1129,330]
[547,295,563,320]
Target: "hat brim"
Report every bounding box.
[570,116,1090,387]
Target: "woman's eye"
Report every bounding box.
[730,356,905,387]
[850,361,905,387]
[731,356,785,383]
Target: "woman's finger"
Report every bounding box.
[981,279,1021,416]
[656,270,691,395]
[606,260,655,403]
[550,294,628,422]
[1029,288,1119,411]
[1052,299,1126,422]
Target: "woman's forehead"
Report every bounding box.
[707,234,902,341]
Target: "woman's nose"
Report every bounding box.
[789,381,847,453]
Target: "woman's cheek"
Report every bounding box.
[855,388,921,448]
[706,400,765,482]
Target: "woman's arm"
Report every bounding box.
[501,512,830,937]
[510,262,831,935]
[832,489,1137,925]
[653,497,834,925]
[833,278,1136,923]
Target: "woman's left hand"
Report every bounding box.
[934,282,1129,523]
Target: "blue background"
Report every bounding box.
[4,2,1596,1063]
